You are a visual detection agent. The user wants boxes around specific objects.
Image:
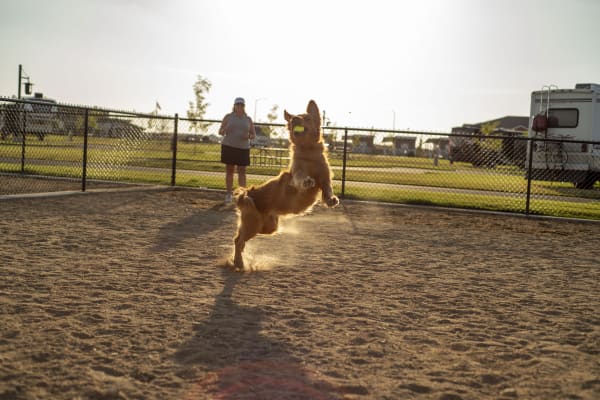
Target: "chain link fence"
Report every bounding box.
[0,99,175,194]
[324,127,600,220]
[2,97,599,220]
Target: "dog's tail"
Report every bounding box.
[233,187,256,210]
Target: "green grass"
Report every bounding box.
[2,136,599,220]
[341,184,600,219]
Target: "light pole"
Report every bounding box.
[18,64,33,99]
[392,110,396,131]
[253,97,266,121]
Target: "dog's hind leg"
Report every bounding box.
[232,233,246,270]
[233,216,261,271]
[260,214,279,234]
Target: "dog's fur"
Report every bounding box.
[231,100,339,270]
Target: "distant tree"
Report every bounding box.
[416,137,424,157]
[187,75,212,133]
[261,104,279,138]
[76,114,97,133]
[267,104,278,124]
[321,113,336,148]
[480,121,499,135]
[322,111,332,128]
[480,121,501,151]
[147,101,170,134]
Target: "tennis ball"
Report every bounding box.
[293,126,305,133]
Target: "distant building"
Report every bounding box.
[451,115,529,135]
[322,133,345,152]
[450,115,529,166]
[352,134,375,154]
[252,126,271,147]
[381,136,417,156]
[95,116,144,137]
[425,137,450,158]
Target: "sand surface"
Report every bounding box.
[0,175,144,196]
[1,188,598,399]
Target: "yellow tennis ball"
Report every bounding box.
[293,126,305,133]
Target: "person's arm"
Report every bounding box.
[219,114,229,136]
[248,118,256,140]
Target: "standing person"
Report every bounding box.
[219,97,256,203]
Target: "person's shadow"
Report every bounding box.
[175,267,340,399]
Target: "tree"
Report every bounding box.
[267,104,278,125]
[147,101,170,134]
[76,112,97,133]
[261,104,279,138]
[321,113,336,149]
[322,111,331,128]
[187,75,212,133]
[480,121,501,151]
[416,137,424,157]
[480,121,500,136]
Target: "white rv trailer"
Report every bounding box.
[528,83,600,189]
[23,94,61,139]
[1,93,61,140]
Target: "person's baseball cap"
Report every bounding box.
[234,97,245,105]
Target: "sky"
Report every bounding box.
[1,0,599,133]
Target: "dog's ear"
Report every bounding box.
[306,100,322,142]
[284,110,292,122]
[307,100,321,128]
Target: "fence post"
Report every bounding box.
[171,113,178,186]
[341,127,349,198]
[20,109,26,174]
[525,137,535,216]
[82,109,89,192]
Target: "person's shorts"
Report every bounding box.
[221,144,250,166]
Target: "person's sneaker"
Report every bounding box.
[225,193,233,203]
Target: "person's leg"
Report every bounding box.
[225,164,235,200]
[237,165,247,188]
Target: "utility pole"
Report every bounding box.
[253,97,266,122]
[18,64,33,99]
[18,64,22,99]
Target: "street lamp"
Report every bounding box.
[18,64,33,99]
[253,97,266,121]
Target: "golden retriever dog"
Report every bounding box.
[230,100,339,270]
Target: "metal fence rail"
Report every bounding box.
[1,97,599,220]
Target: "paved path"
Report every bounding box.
[1,157,597,203]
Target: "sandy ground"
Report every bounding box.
[0,188,598,400]
[0,175,143,196]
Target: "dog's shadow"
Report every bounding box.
[149,203,236,253]
[174,268,340,398]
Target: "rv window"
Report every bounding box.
[547,108,578,128]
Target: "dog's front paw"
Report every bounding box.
[302,176,316,189]
[326,195,340,208]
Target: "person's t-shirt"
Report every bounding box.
[221,113,251,149]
